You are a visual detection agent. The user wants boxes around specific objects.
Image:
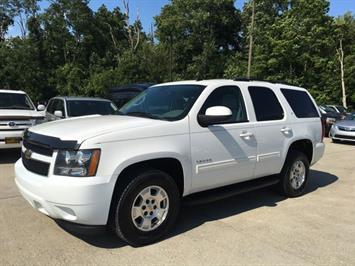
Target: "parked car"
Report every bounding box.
[108,83,154,108]
[329,113,355,143]
[0,90,45,149]
[45,97,118,121]
[326,105,348,118]
[319,105,342,135]
[15,79,324,246]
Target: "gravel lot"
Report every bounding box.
[1,138,355,265]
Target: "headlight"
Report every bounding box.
[54,149,101,177]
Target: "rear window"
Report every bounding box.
[66,100,117,117]
[248,86,284,121]
[281,89,319,118]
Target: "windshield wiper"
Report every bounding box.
[124,111,164,120]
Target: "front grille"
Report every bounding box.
[334,134,355,140]
[21,152,50,176]
[23,139,53,156]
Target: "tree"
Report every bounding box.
[334,13,355,108]
[0,0,16,41]
[247,0,255,78]
[155,0,241,80]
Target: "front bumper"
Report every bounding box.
[329,126,355,142]
[15,159,113,225]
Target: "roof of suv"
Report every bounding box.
[153,79,306,91]
[52,96,112,102]
[0,89,26,94]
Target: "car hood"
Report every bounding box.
[0,109,43,119]
[335,120,355,127]
[29,115,169,143]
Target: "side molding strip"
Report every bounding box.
[196,156,257,174]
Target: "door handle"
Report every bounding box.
[240,131,254,138]
[280,127,292,133]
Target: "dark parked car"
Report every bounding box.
[319,105,342,136]
[326,104,348,118]
[107,83,154,108]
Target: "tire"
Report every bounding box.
[110,169,180,246]
[278,150,309,197]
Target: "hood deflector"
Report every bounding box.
[24,129,79,156]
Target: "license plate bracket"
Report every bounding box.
[5,137,22,144]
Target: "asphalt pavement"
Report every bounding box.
[1,139,354,265]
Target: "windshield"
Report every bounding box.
[66,100,118,117]
[337,106,347,113]
[0,93,35,110]
[345,114,355,120]
[119,85,205,121]
[326,106,337,112]
[320,105,335,113]
[111,90,141,108]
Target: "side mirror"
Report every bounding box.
[54,110,63,118]
[37,104,45,111]
[198,106,232,127]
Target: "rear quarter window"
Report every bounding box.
[281,89,319,118]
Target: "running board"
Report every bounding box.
[183,175,280,206]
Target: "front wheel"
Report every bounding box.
[278,150,309,197]
[110,169,180,246]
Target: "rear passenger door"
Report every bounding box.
[248,86,292,177]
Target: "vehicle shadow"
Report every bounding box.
[333,140,355,146]
[0,149,21,164]
[57,169,337,249]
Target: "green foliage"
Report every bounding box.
[155,0,241,79]
[0,0,354,108]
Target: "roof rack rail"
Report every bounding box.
[234,77,293,85]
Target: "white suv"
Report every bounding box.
[0,90,45,149]
[15,79,325,246]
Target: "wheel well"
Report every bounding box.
[288,139,313,163]
[115,158,184,197]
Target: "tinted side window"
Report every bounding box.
[281,89,319,118]
[54,99,65,114]
[248,86,284,121]
[200,86,248,123]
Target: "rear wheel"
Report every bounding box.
[278,150,309,197]
[110,169,180,246]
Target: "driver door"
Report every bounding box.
[190,86,257,193]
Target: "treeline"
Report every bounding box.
[0,0,354,108]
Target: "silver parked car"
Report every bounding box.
[329,113,355,143]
